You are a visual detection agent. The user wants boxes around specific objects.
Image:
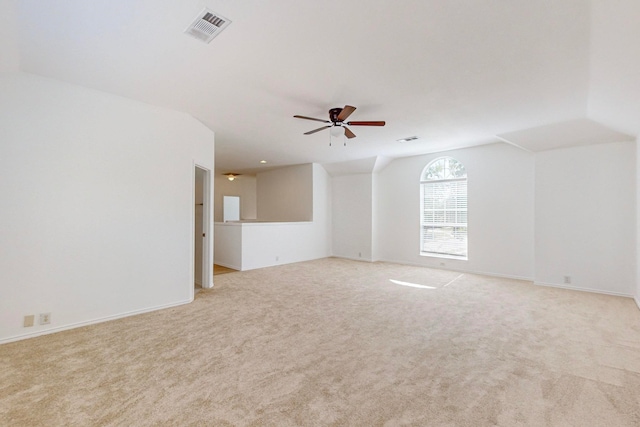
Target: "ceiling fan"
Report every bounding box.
[294,105,385,139]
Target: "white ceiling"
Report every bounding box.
[497,119,634,152]
[4,1,638,174]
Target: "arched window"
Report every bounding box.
[420,157,467,259]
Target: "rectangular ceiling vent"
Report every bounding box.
[184,9,231,43]
[397,136,419,143]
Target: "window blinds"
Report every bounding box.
[421,178,467,257]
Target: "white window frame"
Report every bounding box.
[420,157,468,260]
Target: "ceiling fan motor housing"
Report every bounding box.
[329,107,343,123]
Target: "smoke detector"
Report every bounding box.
[184,8,232,43]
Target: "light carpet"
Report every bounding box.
[1,258,640,426]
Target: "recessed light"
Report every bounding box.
[260,160,267,164]
[397,136,419,143]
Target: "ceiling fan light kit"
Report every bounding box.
[294,105,385,144]
[330,126,344,137]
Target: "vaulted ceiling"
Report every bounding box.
[2,1,639,174]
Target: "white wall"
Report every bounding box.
[214,223,242,270]
[214,174,256,222]
[240,222,325,270]
[333,141,637,297]
[0,0,19,72]
[257,164,313,221]
[588,1,640,136]
[586,0,640,303]
[332,174,373,261]
[374,143,535,279]
[312,163,332,257]
[0,73,214,343]
[371,172,380,262]
[244,163,330,269]
[637,137,640,308]
[215,163,331,271]
[535,141,635,296]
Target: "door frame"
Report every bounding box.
[193,163,213,292]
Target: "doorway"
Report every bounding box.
[194,165,212,292]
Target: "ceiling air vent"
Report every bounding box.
[397,136,419,143]
[184,9,232,43]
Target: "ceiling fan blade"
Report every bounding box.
[304,125,332,135]
[344,126,356,139]
[337,105,356,121]
[346,121,386,126]
[294,115,330,123]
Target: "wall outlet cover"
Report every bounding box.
[39,313,51,325]
[24,315,35,327]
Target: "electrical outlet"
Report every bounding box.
[39,313,51,325]
[24,315,35,327]
[275,256,279,262]
[359,252,362,258]
[563,276,572,284]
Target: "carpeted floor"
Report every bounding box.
[1,258,640,426]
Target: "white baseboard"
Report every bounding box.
[331,255,374,263]
[343,257,635,300]
[534,281,633,298]
[0,298,193,345]
[375,257,534,282]
[214,261,242,271]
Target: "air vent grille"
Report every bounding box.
[397,136,419,143]
[184,9,231,43]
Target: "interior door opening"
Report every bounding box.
[194,165,212,292]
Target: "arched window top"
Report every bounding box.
[421,157,466,181]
